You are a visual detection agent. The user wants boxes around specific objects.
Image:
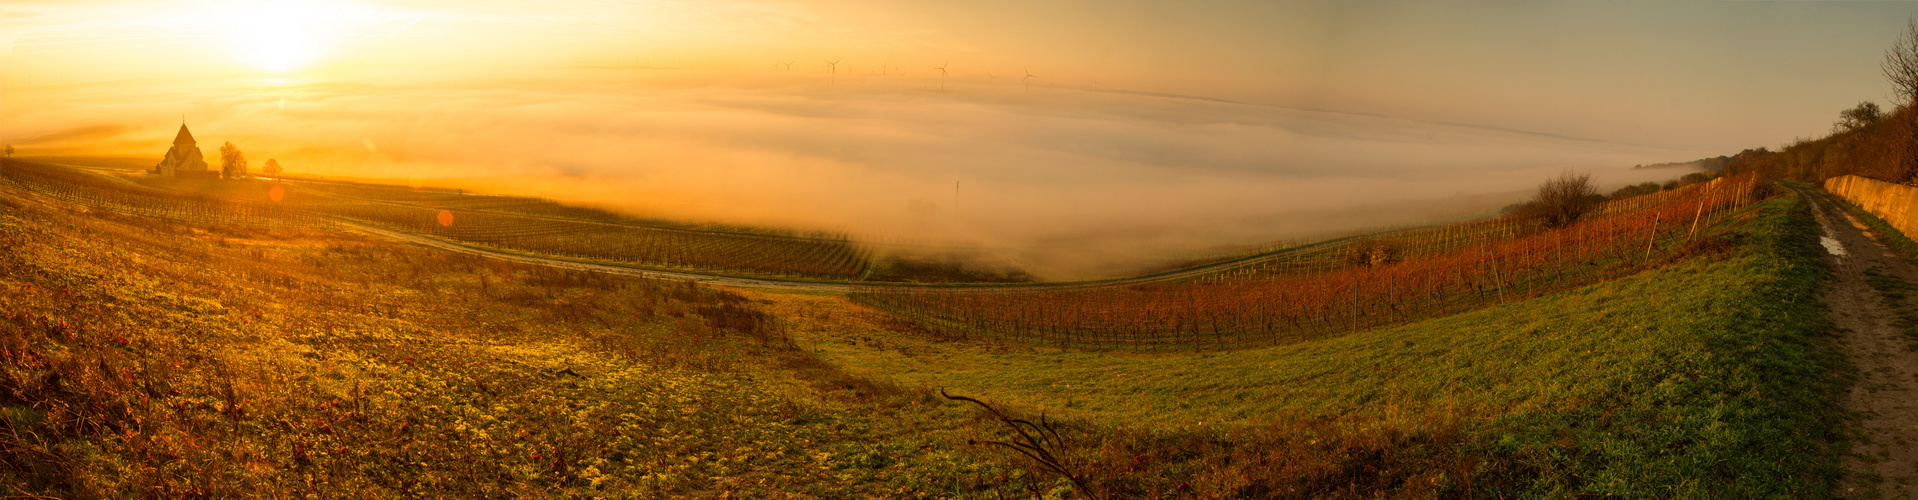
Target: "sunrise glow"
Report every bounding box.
[217,0,376,73]
[10,1,1918,496]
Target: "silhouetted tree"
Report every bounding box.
[1609,181,1662,200]
[263,158,282,176]
[1837,101,1885,132]
[1521,172,1601,229]
[219,141,247,179]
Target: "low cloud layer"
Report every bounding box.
[2,69,1709,279]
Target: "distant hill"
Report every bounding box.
[1635,156,1728,172]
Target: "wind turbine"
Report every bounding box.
[1022,67,1037,90]
[825,58,841,83]
[783,61,794,71]
[934,60,949,91]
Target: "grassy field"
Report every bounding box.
[0,181,1033,497]
[1,160,876,280]
[0,163,1848,498]
[760,191,1846,497]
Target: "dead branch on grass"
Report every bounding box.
[941,389,1097,499]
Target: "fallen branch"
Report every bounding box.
[942,389,1097,499]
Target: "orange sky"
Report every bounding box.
[4,0,1916,277]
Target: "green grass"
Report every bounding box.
[784,191,1846,497]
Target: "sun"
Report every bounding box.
[220,0,368,73]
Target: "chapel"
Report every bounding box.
[153,123,211,177]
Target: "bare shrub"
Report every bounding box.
[1517,171,1601,229]
[1342,237,1402,267]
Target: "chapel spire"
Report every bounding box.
[173,122,196,147]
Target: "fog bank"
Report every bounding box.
[1,69,1710,279]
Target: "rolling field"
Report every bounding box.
[0,177,1027,497]
[3,160,872,280]
[0,159,326,229]
[853,174,1759,350]
[0,158,1849,497]
[764,191,1845,497]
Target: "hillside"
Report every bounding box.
[0,172,1034,496]
[0,159,1848,497]
[763,193,1844,496]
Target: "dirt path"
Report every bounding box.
[1793,185,1918,499]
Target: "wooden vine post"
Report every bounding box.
[1686,178,1716,244]
[1643,212,1661,264]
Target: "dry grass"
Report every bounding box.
[0,183,1012,498]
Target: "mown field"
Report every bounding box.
[0,158,1848,498]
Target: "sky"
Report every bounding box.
[3,0,1916,279]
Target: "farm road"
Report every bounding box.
[1793,185,1918,498]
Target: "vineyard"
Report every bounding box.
[852,172,1761,351]
[320,201,870,279]
[0,161,326,229]
[2,158,1761,313]
[2,161,870,279]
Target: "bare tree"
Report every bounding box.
[1885,19,1918,182]
[263,158,283,176]
[219,141,247,179]
[1523,171,1601,229]
[1888,19,1918,107]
